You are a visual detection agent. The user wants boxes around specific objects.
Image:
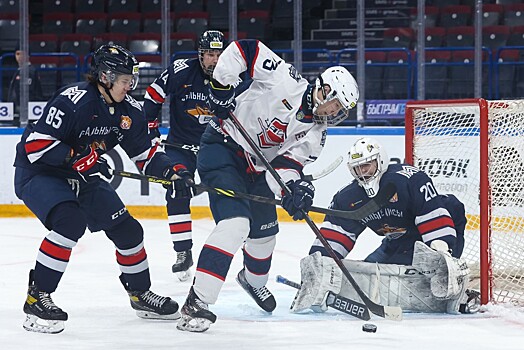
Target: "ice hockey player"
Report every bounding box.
[14,44,194,334]
[291,137,479,316]
[175,39,359,332]
[144,30,232,281]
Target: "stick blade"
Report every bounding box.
[384,305,403,321]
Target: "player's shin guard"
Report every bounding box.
[23,270,68,334]
[193,217,250,305]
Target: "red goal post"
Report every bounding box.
[405,98,524,306]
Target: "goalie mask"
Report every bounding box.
[312,66,359,125]
[347,137,389,198]
[198,30,226,76]
[91,44,139,91]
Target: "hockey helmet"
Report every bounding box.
[347,137,389,198]
[313,66,359,125]
[91,44,139,90]
[198,30,226,76]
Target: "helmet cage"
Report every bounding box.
[347,138,389,198]
[198,30,225,76]
[312,66,359,125]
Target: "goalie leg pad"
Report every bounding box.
[291,252,342,313]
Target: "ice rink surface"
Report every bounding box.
[1,217,523,349]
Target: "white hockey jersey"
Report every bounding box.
[213,40,327,195]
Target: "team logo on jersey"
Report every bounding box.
[186,104,214,125]
[120,115,132,129]
[376,224,406,238]
[60,86,87,104]
[257,118,288,148]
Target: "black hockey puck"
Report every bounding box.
[362,323,377,333]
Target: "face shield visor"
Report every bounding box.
[312,90,350,125]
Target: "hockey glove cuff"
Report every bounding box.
[207,79,236,120]
[70,146,112,182]
[163,164,196,199]
[147,118,161,140]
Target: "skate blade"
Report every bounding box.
[23,314,65,334]
[176,315,212,332]
[176,269,192,282]
[135,310,181,320]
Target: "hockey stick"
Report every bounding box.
[227,110,402,321]
[160,139,343,182]
[160,140,200,154]
[111,170,394,221]
[276,275,371,321]
[303,155,343,182]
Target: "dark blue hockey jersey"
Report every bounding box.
[14,81,173,180]
[318,163,466,257]
[143,58,215,146]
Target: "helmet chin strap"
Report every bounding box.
[98,81,118,105]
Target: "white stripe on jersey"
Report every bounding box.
[144,81,166,102]
[311,239,350,258]
[414,207,453,226]
[321,221,358,242]
[421,227,457,243]
[26,132,62,163]
[130,145,163,172]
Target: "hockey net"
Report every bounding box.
[405,99,524,306]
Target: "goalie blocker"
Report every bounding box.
[292,242,478,315]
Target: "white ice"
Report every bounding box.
[1,218,523,349]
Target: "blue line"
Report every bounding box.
[0,126,406,136]
[0,128,23,135]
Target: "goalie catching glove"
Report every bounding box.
[163,164,196,199]
[70,146,112,182]
[412,240,470,300]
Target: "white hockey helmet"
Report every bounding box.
[347,137,389,198]
[313,66,359,125]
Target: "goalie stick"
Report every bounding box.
[160,140,343,182]
[276,275,371,321]
[227,110,402,321]
[111,170,395,221]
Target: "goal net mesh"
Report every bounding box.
[409,100,524,305]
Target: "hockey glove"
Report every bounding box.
[282,179,315,221]
[207,79,236,120]
[147,118,161,140]
[70,146,112,182]
[163,164,196,199]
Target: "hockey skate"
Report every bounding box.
[120,275,180,320]
[172,250,193,282]
[177,287,217,332]
[236,268,276,312]
[23,270,68,334]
